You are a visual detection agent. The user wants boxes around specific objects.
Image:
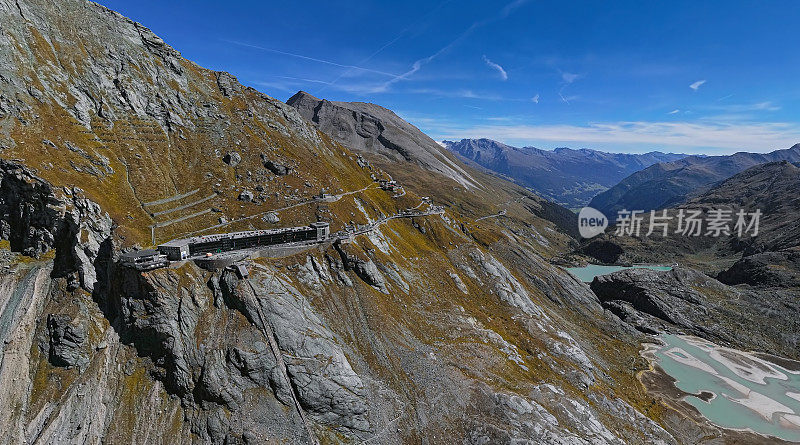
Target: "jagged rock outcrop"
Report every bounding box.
[333,241,388,293]
[590,267,800,359]
[261,154,291,176]
[0,160,112,292]
[46,313,89,370]
[231,270,371,432]
[109,263,371,443]
[222,151,241,167]
[237,189,254,202]
[591,267,717,328]
[263,212,280,223]
[0,262,191,444]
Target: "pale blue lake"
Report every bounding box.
[648,334,800,442]
[565,264,672,282]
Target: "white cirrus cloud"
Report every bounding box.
[225,40,399,77]
[559,93,579,104]
[561,72,581,84]
[482,55,508,80]
[708,101,781,112]
[668,109,680,115]
[689,79,706,91]
[376,0,529,92]
[407,88,507,101]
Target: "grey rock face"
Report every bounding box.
[262,212,279,223]
[602,300,666,335]
[251,272,370,432]
[113,266,313,443]
[0,160,112,292]
[261,155,290,176]
[351,259,388,293]
[718,251,800,288]
[591,267,715,327]
[223,151,242,167]
[219,268,371,435]
[333,242,388,293]
[295,255,331,290]
[465,385,676,445]
[47,313,89,370]
[469,249,546,317]
[112,263,370,442]
[590,266,800,359]
[587,393,677,445]
[68,193,113,293]
[287,91,478,189]
[238,189,254,202]
[0,161,63,257]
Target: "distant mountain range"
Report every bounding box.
[441,138,685,208]
[579,160,800,283]
[589,143,800,220]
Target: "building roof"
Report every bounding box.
[159,223,328,248]
[120,249,161,259]
[158,239,191,248]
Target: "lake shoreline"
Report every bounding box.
[639,335,800,444]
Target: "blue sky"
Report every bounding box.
[98,0,800,154]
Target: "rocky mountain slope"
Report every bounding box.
[287,91,478,190]
[286,92,580,239]
[442,138,685,208]
[589,144,800,219]
[589,266,799,361]
[0,0,715,443]
[0,0,779,443]
[688,161,800,255]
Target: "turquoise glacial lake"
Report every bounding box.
[565,264,672,282]
[647,334,800,442]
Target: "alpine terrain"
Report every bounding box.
[0,0,794,444]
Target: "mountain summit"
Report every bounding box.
[288,91,478,189]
